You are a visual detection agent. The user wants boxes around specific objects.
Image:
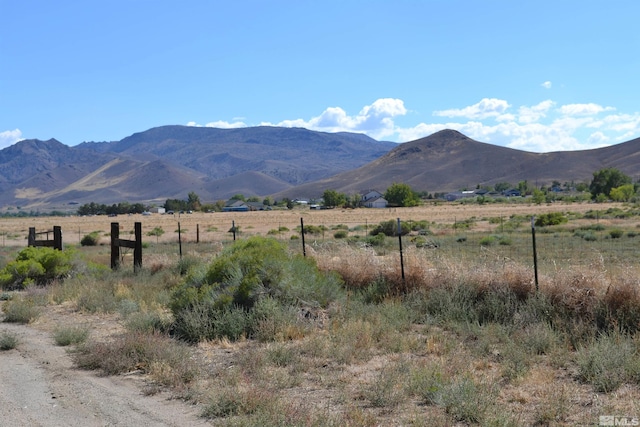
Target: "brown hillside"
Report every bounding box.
[274,129,640,198]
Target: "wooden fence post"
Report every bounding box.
[111,222,142,271]
[28,226,63,250]
[111,222,120,270]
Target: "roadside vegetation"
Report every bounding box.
[3,196,640,425]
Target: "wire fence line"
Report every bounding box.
[7,213,640,279]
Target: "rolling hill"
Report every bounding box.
[2,126,640,211]
[0,126,395,210]
[273,129,640,199]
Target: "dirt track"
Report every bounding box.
[0,322,207,427]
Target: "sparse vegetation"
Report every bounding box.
[53,325,90,346]
[4,202,640,425]
[0,246,76,290]
[0,330,18,350]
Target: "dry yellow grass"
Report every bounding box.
[0,200,623,247]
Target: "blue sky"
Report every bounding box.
[2,0,639,153]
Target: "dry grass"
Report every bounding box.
[4,201,640,425]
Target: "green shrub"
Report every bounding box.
[363,233,387,247]
[170,236,344,342]
[370,220,410,237]
[2,297,41,323]
[333,230,348,239]
[301,224,326,235]
[0,331,18,350]
[80,232,100,246]
[0,247,76,290]
[440,376,495,423]
[125,311,172,333]
[74,331,197,388]
[576,332,637,392]
[609,228,624,239]
[479,236,496,246]
[535,212,568,227]
[53,325,90,346]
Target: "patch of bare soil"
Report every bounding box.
[0,306,208,427]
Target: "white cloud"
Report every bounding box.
[433,98,510,120]
[0,129,23,149]
[189,97,640,153]
[588,131,610,147]
[518,100,555,124]
[186,120,247,128]
[559,103,615,116]
[541,81,552,89]
[272,98,407,140]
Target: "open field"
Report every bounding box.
[2,200,640,426]
[0,200,632,247]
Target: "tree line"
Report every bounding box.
[75,167,638,215]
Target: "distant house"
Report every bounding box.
[246,201,267,211]
[149,207,165,214]
[361,190,387,208]
[222,200,249,212]
[502,189,522,197]
[364,196,388,208]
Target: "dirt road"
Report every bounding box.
[0,322,208,427]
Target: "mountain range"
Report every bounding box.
[1,125,639,211]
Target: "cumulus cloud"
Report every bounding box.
[188,97,640,153]
[272,98,407,140]
[0,129,23,149]
[541,81,552,89]
[518,100,555,124]
[559,103,615,116]
[434,98,511,120]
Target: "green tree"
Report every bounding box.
[187,192,201,211]
[322,189,347,208]
[494,182,511,192]
[589,168,632,200]
[384,183,420,207]
[610,184,635,202]
[147,227,165,243]
[532,189,546,205]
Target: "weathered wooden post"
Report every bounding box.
[300,218,306,257]
[397,218,405,282]
[531,216,539,292]
[178,222,183,259]
[111,222,142,271]
[110,222,120,270]
[133,222,142,271]
[28,226,62,250]
[28,227,36,247]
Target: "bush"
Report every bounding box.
[370,220,410,237]
[0,247,76,290]
[74,331,197,388]
[480,236,496,246]
[80,232,100,246]
[609,228,624,239]
[333,230,348,239]
[535,212,568,227]
[363,233,387,247]
[170,236,344,342]
[2,297,41,323]
[53,325,90,346]
[576,332,638,392]
[0,331,18,350]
